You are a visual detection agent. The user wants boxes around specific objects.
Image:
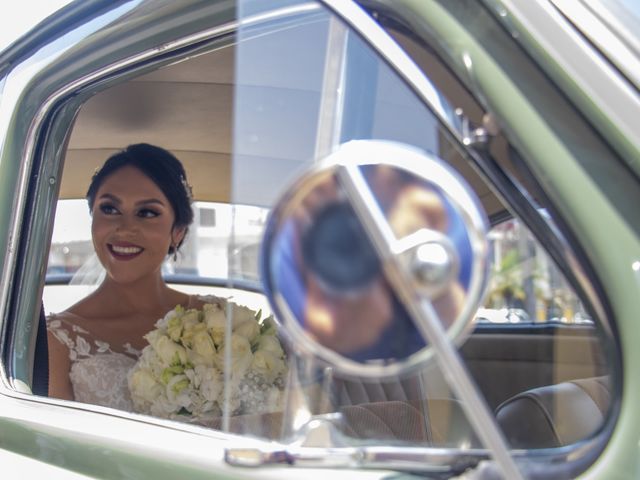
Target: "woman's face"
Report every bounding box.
[91,165,184,285]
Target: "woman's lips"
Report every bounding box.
[108,243,143,260]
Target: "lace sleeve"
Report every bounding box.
[46,314,111,361]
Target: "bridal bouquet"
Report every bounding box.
[128,300,288,422]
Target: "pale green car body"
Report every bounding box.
[0,0,638,478]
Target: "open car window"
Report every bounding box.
[2,0,619,478]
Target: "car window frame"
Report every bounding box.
[0,0,623,477]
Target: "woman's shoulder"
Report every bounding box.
[47,292,100,325]
[46,310,89,329]
[46,310,97,359]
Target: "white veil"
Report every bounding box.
[69,253,105,289]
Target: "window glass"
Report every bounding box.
[42,0,614,464]
[45,200,268,314]
[482,217,592,324]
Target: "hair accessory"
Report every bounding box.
[180,175,193,202]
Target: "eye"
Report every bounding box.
[98,203,119,215]
[137,208,160,218]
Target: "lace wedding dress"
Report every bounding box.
[46,295,219,412]
[47,312,143,411]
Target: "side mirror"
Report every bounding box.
[261,140,490,377]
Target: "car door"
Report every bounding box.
[0,0,628,478]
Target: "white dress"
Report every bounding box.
[47,312,140,410]
[46,295,221,411]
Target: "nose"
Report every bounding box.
[115,214,139,235]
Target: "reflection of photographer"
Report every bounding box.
[271,164,471,361]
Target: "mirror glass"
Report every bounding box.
[262,140,490,376]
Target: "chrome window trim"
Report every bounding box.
[317,2,525,478]
[0,1,143,386]
[0,0,618,475]
[548,0,640,90]
[1,1,329,387]
[0,1,306,390]
[0,1,324,376]
[318,0,617,474]
[494,0,640,169]
[0,2,337,460]
[0,25,236,391]
[351,1,613,342]
[319,1,614,340]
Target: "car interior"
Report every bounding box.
[29,1,616,456]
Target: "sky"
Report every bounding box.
[0,0,72,51]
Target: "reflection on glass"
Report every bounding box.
[265,161,475,365]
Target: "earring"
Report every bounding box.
[172,245,178,262]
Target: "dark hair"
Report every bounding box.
[86,143,194,254]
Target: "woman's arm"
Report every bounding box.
[47,329,74,400]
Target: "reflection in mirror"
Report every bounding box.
[262,140,489,376]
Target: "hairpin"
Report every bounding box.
[180,175,193,202]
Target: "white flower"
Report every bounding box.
[155,306,180,330]
[193,365,223,403]
[150,396,182,417]
[129,369,163,405]
[256,335,285,358]
[216,333,253,379]
[233,319,260,344]
[250,350,286,382]
[129,301,288,419]
[204,303,229,346]
[181,309,201,329]
[149,334,188,365]
[189,328,217,367]
[165,374,192,409]
[230,303,257,325]
[166,315,184,342]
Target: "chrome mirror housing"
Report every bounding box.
[261,140,490,377]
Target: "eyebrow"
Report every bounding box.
[97,193,166,207]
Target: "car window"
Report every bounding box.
[45,200,269,314]
[482,215,593,325]
[9,0,617,476]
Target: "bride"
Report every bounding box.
[47,143,220,411]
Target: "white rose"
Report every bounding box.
[181,321,207,348]
[150,396,181,417]
[256,335,284,358]
[230,303,257,325]
[181,309,200,329]
[155,305,182,330]
[165,374,192,408]
[144,329,161,347]
[150,334,188,365]
[193,365,223,403]
[136,346,164,377]
[216,333,253,379]
[166,315,183,342]
[190,329,217,366]
[234,319,260,344]
[250,350,286,382]
[204,303,228,346]
[129,368,163,405]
